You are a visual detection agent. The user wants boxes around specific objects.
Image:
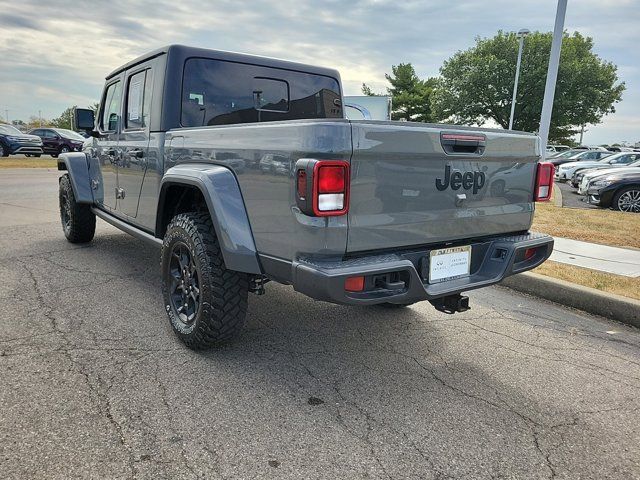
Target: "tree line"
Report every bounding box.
[362,31,625,143]
[4,103,99,131]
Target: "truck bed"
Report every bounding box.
[166,119,541,263]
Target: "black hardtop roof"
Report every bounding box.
[106,44,341,80]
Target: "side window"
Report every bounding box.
[101,81,122,132]
[126,69,153,129]
[611,155,628,164]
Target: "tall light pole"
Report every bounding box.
[509,28,530,130]
[539,0,568,157]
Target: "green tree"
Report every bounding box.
[363,64,437,122]
[431,31,625,142]
[51,107,75,130]
[361,83,378,96]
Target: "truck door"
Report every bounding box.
[96,79,123,210]
[118,66,154,219]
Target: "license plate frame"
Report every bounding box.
[428,245,472,284]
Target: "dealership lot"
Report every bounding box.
[1,169,640,479]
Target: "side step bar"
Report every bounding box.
[91,208,162,248]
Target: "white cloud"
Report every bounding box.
[0,0,638,144]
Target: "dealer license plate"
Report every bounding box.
[429,245,471,283]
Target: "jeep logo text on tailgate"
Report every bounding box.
[435,165,486,194]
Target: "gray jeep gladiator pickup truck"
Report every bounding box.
[60,44,554,349]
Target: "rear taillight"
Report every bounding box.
[535,162,554,201]
[295,159,350,216]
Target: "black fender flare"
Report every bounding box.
[158,164,262,275]
[57,152,94,204]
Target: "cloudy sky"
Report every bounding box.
[0,0,638,144]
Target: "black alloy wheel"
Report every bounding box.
[168,242,201,324]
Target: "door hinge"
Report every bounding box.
[115,187,126,199]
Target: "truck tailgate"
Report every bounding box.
[347,121,540,253]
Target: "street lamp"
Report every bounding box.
[508,28,530,130]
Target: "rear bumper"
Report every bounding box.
[8,145,43,155]
[291,232,554,306]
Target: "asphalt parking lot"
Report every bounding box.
[1,168,640,479]
[555,180,598,209]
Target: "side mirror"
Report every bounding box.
[73,107,95,134]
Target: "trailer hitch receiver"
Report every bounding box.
[429,294,470,314]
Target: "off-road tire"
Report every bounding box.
[161,212,249,349]
[612,186,640,213]
[59,174,96,243]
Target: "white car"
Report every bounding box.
[578,160,640,195]
[570,153,640,187]
[557,152,640,184]
[553,150,612,180]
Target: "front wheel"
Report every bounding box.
[0,143,8,157]
[59,174,96,243]
[613,186,640,213]
[60,146,70,155]
[161,212,249,349]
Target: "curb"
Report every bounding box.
[502,272,640,328]
[553,181,563,207]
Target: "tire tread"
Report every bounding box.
[59,174,96,243]
[161,212,249,349]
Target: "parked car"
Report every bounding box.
[570,153,640,187]
[0,124,43,157]
[573,145,609,151]
[606,146,635,152]
[546,148,585,160]
[59,44,554,349]
[550,149,611,168]
[546,144,570,153]
[28,128,86,157]
[586,171,640,212]
[577,160,640,195]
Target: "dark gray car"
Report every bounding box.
[58,45,554,350]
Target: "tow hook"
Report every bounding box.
[429,294,470,314]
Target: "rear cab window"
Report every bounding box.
[180,58,342,127]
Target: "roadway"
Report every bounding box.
[1,168,639,479]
